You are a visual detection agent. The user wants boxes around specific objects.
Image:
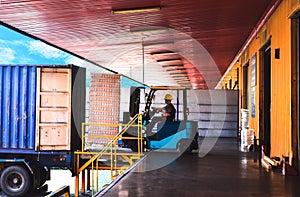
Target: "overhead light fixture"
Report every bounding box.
[112,6,161,14]
[175,77,189,80]
[170,70,188,74]
[166,68,186,72]
[150,51,178,56]
[171,75,188,78]
[143,41,174,47]
[173,77,187,81]
[130,26,169,34]
[171,73,188,76]
[157,58,182,63]
[170,72,188,75]
[162,64,184,68]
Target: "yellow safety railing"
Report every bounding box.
[74,114,144,197]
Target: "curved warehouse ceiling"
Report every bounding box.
[0,0,278,89]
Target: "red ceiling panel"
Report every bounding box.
[0,0,278,88]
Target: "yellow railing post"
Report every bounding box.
[75,174,79,197]
[96,157,99,193]
[91,160,94,197]
[81,122,85,152]
[138,114,142,155]
[75,154,80,197]
[110,142,113,180]
[114,143,117,177]
[81,169,85,195]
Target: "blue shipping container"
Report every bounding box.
[0,65,37,150]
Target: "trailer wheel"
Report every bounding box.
[0,165,31,197]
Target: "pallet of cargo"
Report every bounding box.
[86,73,120,150]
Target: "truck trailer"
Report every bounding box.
[0,64,86,197]
[0,65,199,196]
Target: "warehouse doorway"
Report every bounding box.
[297,16,300,173]
[298,16,300,172]
[290,12,300,172]
[242,62,249,109]
[291,14,300,171]
[259,41,271,156]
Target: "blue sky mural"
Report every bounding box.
[0,24,145,88]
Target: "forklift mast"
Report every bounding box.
[142,88,157,123]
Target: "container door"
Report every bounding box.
[36,67,71,151]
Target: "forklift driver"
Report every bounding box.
[145,94,176,136]
[154,94,176,122]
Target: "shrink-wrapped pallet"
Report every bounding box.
[240,129,254,151]
[240,109,249,128]
[87,73,120,150]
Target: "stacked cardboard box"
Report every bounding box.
[240,109,254,151]
[87,73,120,149]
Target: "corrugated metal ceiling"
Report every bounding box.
[0,0,278,89]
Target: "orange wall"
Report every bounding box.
[225,0,300,158]
[266,0,292,158]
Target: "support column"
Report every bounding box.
[183,89,187,121]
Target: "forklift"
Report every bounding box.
[123,86,198,153]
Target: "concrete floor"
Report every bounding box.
[98,138,300,197]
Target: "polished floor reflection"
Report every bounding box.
[99,138,300,197]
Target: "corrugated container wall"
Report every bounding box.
[0,65,86,152]
[0,65,37,150]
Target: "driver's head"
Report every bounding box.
[164,94,172,103]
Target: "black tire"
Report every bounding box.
[185,143,193,153]
[0,165,31,197]
[190,138,199,150]
[177,139,192,153]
